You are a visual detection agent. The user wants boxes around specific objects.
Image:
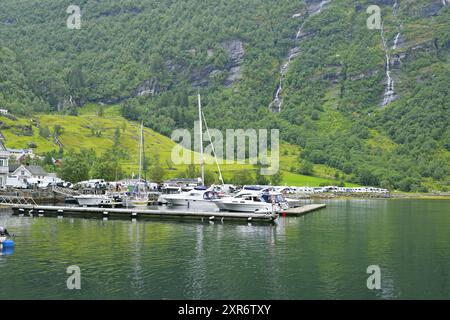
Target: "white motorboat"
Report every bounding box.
[285,197,302,208]
[213,192,286,213]
[74,194,113,207]
[160,186,219,206]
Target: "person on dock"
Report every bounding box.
[0,226,10,237]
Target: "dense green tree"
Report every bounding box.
[148,155,166,183]
[229,169,254,186]
[39,126,50,139]
[182,164,199,179]
[298,160,314,176]
[270,170,283,186]
[357,168,379,187]
[255,170,269,185]
[203,170,218,186]
[58,152,90,183]
[90,152,123,181]
[53,125,63,137]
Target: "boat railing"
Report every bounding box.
[0,194,37,206]
[52,186,80,197]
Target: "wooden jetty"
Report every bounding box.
[282,204,326,216]
[8,204,278,223]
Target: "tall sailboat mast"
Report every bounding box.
[138,121,143,182]
[202,109,225,185]
[198,93,205,186]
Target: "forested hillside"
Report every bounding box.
[0,0,449,191]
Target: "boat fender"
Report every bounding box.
[2,240,14,248]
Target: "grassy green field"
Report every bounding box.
[0,105,357,186]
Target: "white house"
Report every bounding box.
[0,132,9,188]
[0,109,8,115]
[7,164,48,188]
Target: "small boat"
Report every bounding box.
[213,191,287,213]
[0,237,14,255]
[74,194,113,207]
[0,237,14,249]
[126,122,148,208]
[160,186,219,206]
[157,186,186,204]
[125,182,149,207]
[127,193,148,207]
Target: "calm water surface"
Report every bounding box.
[0,199,449,299]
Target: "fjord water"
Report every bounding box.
[0,199,449,300]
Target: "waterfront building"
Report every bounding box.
[0,132,9,187]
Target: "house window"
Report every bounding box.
[21,170,25,175]
[0,159,3,166]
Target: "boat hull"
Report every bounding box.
[213,201,276,213]
[74,196,112,207]
[161,195,213,207]
[130,201,148,207]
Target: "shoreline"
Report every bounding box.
[292,193,450,200]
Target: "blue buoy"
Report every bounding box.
[1,247,14,256]
[2,239,14,248]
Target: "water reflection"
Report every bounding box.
[0,200,449,299]
[0,247,14,256]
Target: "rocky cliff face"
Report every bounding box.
[189,39,245,89]
[418,0,446,17]
[134,78,160,97]
[95,6,141,19]
[222,39,245,86]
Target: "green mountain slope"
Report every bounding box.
[0,105,347,186]
[0,0,448,191]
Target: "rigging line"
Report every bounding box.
[201,110,225,185]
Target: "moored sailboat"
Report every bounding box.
[128,122,148,207]
[160,93,224,207]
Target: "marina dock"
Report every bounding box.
[283,204,326,216]
[8,204,278,223]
